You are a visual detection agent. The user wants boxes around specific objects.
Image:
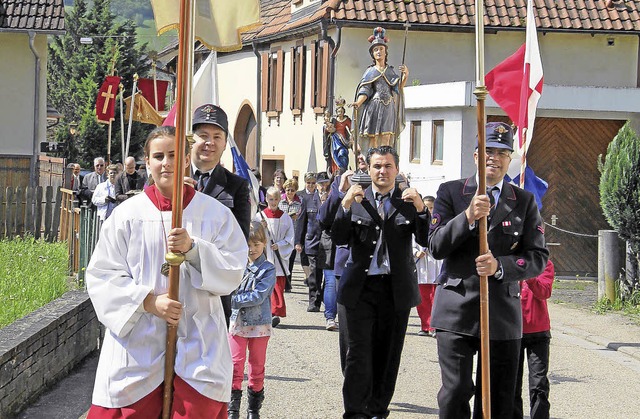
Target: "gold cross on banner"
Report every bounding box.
[101,85,115,114]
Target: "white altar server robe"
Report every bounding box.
[253,210,294,276]
[86,191,247,408]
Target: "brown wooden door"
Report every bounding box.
[489,117,625,277]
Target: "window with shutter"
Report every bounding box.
[310,41,317,108]
[262,48,285,117]
[261,52,269,111]
[290,45,306,115]
[311,40,331,114]
[275,50,284,112]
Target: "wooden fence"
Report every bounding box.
[0,185,61,241]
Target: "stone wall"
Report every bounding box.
[0,290,100,417]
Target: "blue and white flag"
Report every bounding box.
[506,165,548,210]
[228,134,259,215]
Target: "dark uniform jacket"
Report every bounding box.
[295,189,322,255]
[194,164,251,239]
[331,186,430,311]
[318,176,347,275]
[428,176,549,340]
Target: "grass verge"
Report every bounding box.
[0,237,70,329]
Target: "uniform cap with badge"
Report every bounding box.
[475,121,514,152]
[192,104,229,135]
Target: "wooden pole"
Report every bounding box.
[474,0,491,417]
[119,84,125,161]
[394,22,410,149]
[106,121,112,165]
[125,74,138,159]
[161,0,195,417]
[519,137,528,188]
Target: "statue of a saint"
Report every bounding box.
[323,97,352,175]
[352,27,408,150]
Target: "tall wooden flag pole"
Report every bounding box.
[119,83,125,160]
[125,74,138,158]
[161,0,195,417]
[474,0,491,417]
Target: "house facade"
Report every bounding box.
[178,0,640,276]
[0,0,65,189]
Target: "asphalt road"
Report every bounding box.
[17,271,640,419]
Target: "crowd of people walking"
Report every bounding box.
[80,103,553,419]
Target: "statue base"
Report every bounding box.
[350,173,407,189]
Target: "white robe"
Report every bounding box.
[413,236,442,285]
[253,210,294,276]
[91,180,116,221]
[86,192,248,408]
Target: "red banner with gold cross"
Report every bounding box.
[96,76,121,124]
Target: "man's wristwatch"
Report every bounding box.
[493,262,504,280]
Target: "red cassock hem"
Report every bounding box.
[87,375,227,419]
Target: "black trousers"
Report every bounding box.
[286,251,296,290]
[307,254,323,309]
[514,333,551,419]
[342,275,410,419]
[337,300,349,373]
[435,330,520,419]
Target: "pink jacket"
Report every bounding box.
[521,260,554,334]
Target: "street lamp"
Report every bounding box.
[67,121,78,161]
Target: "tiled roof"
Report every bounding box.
[243,0,322,40]
[329,0,640,32]
[245,0,640,43]
[0,0,65,32]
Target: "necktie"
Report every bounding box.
[375,192,390,268]
[487,186,499,219]
[196,171,210,192]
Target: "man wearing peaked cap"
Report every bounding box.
[478,121,515,151]
[428,122,548,418]
[189,103,251,326]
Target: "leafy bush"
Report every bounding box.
[0,237,70,329]
[599,121,640,296]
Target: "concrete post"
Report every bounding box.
[598,231,605,299]
[598,230,620,303]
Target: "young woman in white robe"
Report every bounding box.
[86,126,248,418]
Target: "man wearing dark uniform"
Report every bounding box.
[189,104,251,325]
[429,122,549,418]
[332,146,430,419]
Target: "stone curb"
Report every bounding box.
[553,323,640,362]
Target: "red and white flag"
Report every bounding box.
[485,0,543,153]
[96,76,121,124]
[518,0,544,152]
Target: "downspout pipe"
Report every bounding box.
[330,22,342,114]
[28,31,41,189]
[320,20,337,115]
[252,42,262,168]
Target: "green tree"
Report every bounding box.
[599,121,640,296]
[48,0,151,167]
